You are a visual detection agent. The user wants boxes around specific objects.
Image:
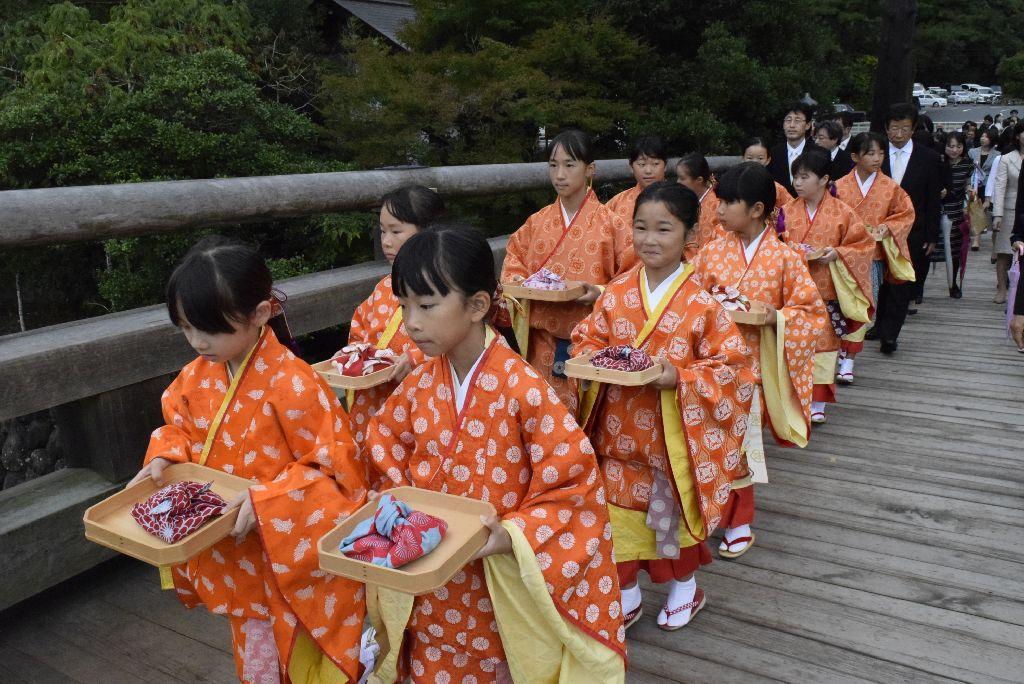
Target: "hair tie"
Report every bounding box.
[489,284,513,329]
[268,287,301,356]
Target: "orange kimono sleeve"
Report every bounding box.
[502,378,625,655]
[835,209,877,308]
[672,298,755,521]
[777,250,828,426]
[144,372,195,467]
[501,216,535,282]
[610,213,638,275]
[884,186,916,261]
[570,288,613,357]
[248,372,368,680]
[348,296,373,346]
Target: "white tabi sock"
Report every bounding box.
[838,358,854,375]
[658,576,697,627]
[811,400,826,414]
[621,583,642,615]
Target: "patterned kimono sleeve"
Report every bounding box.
[834,210,877,306]
[886,187,917,260]
[363,378,418,488]
[609,214,638,275]
[569,289,613,357]
[248,369,369,679]
[779,251,828,409]
[674,297,755,485]
[503,374,625,654]
[501,217,535,282]
[347,295,373,346]
[144,371,196,467]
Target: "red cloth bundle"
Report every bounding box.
[590,345,655,372]
[339,493,447,569]
[130,480,228,543]
[331,343,396,377]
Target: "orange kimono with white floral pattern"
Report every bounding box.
[502,190,633,409]
[144,328,367,682]
[834,171,916,271]
[571,267,754,540]
[365,335,626,682]
[693,187,726,248]
[605,183,642,224]
[691,231,827,442]
[781,194,875,352]
[775,181,794,211]
[347,275,424,453]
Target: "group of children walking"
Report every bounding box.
[135,116,916,683]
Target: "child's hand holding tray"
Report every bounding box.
[729,301,770,325]
[83,462,250,566]
[318,487,495,595]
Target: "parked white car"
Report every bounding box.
[927,86,948,97]
[950,90,975,104]
[973,86,996,104]
[919,94,947,107]
[912,82,926,97]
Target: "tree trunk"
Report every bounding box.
[871,0,918,132]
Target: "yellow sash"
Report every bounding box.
[759,311,808,447]
[159,331,262,590]
[882,235,916,283]
[346,308,404,408]
[828,259,871,323]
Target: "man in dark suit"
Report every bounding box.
[813,120,854,181]
[874,102,942,354]
[768,103,820,196]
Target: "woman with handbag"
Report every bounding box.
[968,129,998,251]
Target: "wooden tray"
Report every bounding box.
[318,486,495,595]
[83,463,250,567]
[312,359,398,392]
[563,352,662,387]
[729,302,770,326]
[503,281,587,302]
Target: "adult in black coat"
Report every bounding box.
[874,103,943,353]
[768,102,821,196]
[813,119,855,181]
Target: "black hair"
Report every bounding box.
[676,152,712,184]
[835,111,854,128]
[984,115,994,123]
[943,131,969,162]
[962,120,977,132]
[166,236,296,349]
[548,129,595,164]
[848,131,886,156]
[813,120,843,142]
[633,180,701,229]
[790,148,832,179]
[629,136,667,164]
[1013,122,1024,151]
[916,113,935,133]
[979,128,996,147]
[743,136,771,157]
[884,103,919,128]
[381,185,445,228]
[392,225,497,301]
[784,102,814,122]
[715,162,776,217]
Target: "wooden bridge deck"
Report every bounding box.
[2,251,1022,683]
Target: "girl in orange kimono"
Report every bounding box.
[347,185,444,455]
[130,237,368,683]
[502,129,633,410]
[690,163,827,559]
[572,182,755,631]
[784,149,876,424]
[743,137,795,210]
[833,132,916,383]
[365,226,626,683]
[605,135,668,223]
[677,152,724,249]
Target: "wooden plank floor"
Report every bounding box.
[2,251,1023,683]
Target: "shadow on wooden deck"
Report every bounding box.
[2,251,1023,683]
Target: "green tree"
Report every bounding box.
[998,52,1024,99]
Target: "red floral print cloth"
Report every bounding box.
[130,480,228,543]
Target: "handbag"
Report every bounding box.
[968,197,989,234]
